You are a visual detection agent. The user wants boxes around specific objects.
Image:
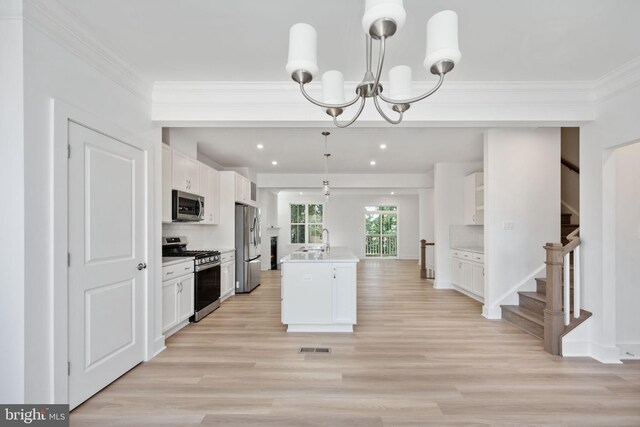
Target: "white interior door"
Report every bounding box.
[68,122,146,409]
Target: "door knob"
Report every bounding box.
[137,262,147,270]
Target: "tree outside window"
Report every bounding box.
[290,203,324,244]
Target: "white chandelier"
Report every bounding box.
[286,0,461,128]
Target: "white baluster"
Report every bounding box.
[574,245,581,318]
[564,252,570,326]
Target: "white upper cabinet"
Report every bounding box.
[172,150,199,194]
[199,163,220,225]
[161,144,172,223]
[234,173,252,205]
[464,172,484,225]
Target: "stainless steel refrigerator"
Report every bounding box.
[235,204,261,293]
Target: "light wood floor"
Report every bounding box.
[72,260,640,426]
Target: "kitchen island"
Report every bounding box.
[280,247,359,332]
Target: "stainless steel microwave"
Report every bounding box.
[172,190,204,222]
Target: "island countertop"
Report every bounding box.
[280,247,360,263]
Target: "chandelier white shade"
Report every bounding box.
[286,2,461,127]
[424,10,461,71]
[285,23,319,78]
[362,0,406,35]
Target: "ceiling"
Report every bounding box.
[56,0,640,83]
[178,127,484,173]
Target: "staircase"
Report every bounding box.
[501,214,591,351]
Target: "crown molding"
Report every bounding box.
[23,0,151,103]
[593,56,640,103]
[152,79,596,125]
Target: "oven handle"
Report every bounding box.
[195,262,221,273]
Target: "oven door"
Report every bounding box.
[192,262,221,322]
[172,190,204,222]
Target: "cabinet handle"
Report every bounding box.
[472,214,476,222]
[333,269,336,279]
[166,271,174,275]
[184,266,190,271]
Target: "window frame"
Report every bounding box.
[289,203,325,245]
[364,205,399,259]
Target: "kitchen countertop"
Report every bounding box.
[451,246,484,254]
[280,247,360,263]
[217,248,235,254]
[162,256,194,266]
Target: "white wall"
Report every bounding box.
[277,193,420,260]
[571,82,640,363]
[22,7,156,402]
[433,162,483,288]
[615,143,640,358]
[0,1,25,403]
[482,128,560,318]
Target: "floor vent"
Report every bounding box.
[299,347,331,354]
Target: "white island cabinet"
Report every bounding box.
[280,247,359,332]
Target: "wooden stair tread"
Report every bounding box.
[518,291,546,302]
[501,305,543,325]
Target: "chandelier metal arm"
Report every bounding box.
[370,36,386,96]
[373,95,403,125]
[378,72,446,105]
[299,82,361,110]
[332,97,367,128]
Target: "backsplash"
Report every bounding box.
[449,225,484,249]
[163,223,223,250]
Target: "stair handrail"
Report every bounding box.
[544,227,583,356]
[561,157,580,174]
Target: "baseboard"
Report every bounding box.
[148,336,166,361]
[590,342,622,364]
[399,255,418,260]
[452,285,484,303]
[434,280,453,289]
[618,343,640,360]
[482,305,502,320]
[561,340,591,357]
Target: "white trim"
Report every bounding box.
[23,0,151,103]
[482,305,502,320]
[561,341,591,358]
[152,80,596,125]
[485,264,546,312]
[52,99,159,404]
[452,285,484,303]
[590,342,622,364]
[287,324,353,333]
[433,280,453,289]
[618,343,640,360]
[593,56,640,103]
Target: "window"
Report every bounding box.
[364,206,398,257]
[290,203,324,244]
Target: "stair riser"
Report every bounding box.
[519,294,546,314]
[536,279,574,297]
[502,308,544,339]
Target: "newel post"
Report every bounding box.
[420,239,427,279]
[544,242,565,355]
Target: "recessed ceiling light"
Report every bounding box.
[390,191,395,195]
[370,160,376,166]
[380,144,387,149]
[299,192,304,195]
[271,160,278,165]
[257,144,264,149]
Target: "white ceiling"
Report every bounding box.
[177,127,484,173]
[56,0,640,82]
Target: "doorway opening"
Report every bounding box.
[364,206,398,258]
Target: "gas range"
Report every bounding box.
[162,237,222,322]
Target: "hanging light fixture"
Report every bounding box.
[322,131,331,201]
[286,1,461,128]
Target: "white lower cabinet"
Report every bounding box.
[281,261,357,332]
[220,251,235,301]
[162,261,195,337]
[451,249,484,300]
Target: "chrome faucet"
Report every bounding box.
[322,228,330,253]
